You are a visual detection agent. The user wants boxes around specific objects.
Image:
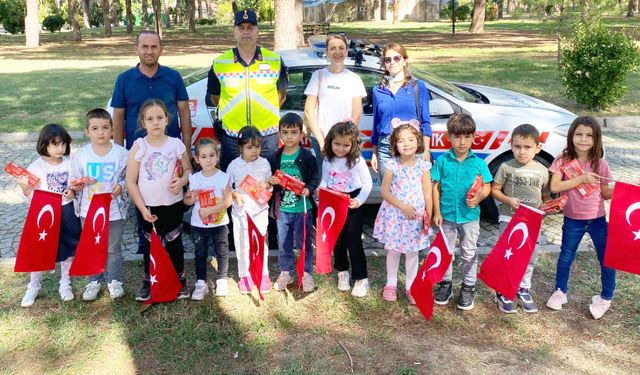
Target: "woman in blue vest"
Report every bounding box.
[371,43,432,175]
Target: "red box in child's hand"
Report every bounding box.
[274,170,305,195]
[560,159,596,197]
[466,175,483,199]
[198,189,221,225]
[239,175,272,205]
[4,162,40,188]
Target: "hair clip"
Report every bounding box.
[391,118,420,132]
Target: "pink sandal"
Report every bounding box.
[383,286,397,302]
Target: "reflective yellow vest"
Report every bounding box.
[213,48,281,137]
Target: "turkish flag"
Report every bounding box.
[146,229,182,304]
[410,230,453,321]
[14,190,62,272]
[479,204,543,301]
[315,188,350,274]
[604,182,640,274]
[69,193,112,276]
[247,213,265,300]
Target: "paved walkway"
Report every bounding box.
[2,129,640,262]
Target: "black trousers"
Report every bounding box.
[140,201,185,278]
[333,189,368,280]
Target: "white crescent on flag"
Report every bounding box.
[150,254,157,270]
[92,207,107,233]
[321,207,336,230]
[426,246,442,272]
[251,230,260,249]
[36,204,55,229]
[625,202,640,226]
[507,222,529,250]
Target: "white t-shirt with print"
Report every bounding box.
[304,68,367,136]
[27,157,74,205]
[226,156,272,216]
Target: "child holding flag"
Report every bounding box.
[320,122,372,297]
[125,99,192,302]
[71,108,128,301]
[269,113,320,292]
[17,123,81,307]
[226,125,272,295]
[183,138,232,299]
[545,116,616,319]
[373,121,432,304]
[432,114,493,310]
[490,124,550,313]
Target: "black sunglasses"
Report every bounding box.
[383,55,403,64]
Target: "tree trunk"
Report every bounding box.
[232,1,238,14]
[497,0,504,18]
[152,0,162,38]
[68,0,82,40]
[25,0,40,48]
[188,0,196,32]
[274,0,303,49]
[125,0,133,34]
[142,0,149,29]
[197,0,202,18]
[81,0,90,28]
[205,0,211,17]
[627,0,636,16]
[102,0,112,37]
[111,0,120,26]
[392,0,399,23]
[469,0,486,33]
[164,2,171,28]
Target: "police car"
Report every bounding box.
[182,38,577,218]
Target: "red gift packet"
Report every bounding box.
[198,189,221,225]
[239,175,272,205]
[540,195,568,214]
[561,159,596,197]
[466,175,483,199]
[275,170,305,195]
[173,159,182,179]
[69,176,97,188]
[4,162,40,188]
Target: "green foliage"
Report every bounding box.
[89,1,103,27]
[195,18,216,25]
[0,0,25,34]
[39,0,60,23]
[213,0,233,24]
[485,2,499,21]
[559,18,640,110]
[43,14,65,32]
[455,4,471,21]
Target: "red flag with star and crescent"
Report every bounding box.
[479,204,543,301]
[410,229,453,321]
[247,213,265,300]
[69,193,112,276]
[315,188,350,274]
[604,182,640,274]
[14,190,63,272]
[146,229,182,304]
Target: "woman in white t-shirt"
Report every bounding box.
[304,33,367,149]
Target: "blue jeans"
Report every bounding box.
[376,136,391,178]
[191,225,229,281]
[276,211,314,274]
[555,216,616,300]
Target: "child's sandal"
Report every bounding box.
[383,286,397,302]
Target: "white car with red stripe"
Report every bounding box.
[181,46,576,218]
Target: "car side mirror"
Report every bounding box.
[429,99,455,117]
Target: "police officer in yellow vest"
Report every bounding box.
[207,9,288,171]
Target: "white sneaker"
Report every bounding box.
[274,271,293,291]
[215,278,228,297]
[302,272,315,293]
[82,281,101,301]
[337,271,350,291]
[107,280,125,300]
[351,278,370,298]
[191,279,210,300]
[21,285,41,308]
[589,295,612,320]
[546,288,568,311]
[59,284,74,302]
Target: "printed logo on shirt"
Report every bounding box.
[86,162,116,199]
[328,170,353,192]
[144,152,170,181]
[46,171,69,194]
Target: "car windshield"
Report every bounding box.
[410,66,478,103]
[183,67,210,87]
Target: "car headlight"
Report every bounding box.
[553,124,571,137]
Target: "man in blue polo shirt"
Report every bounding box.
[112,30,192,159]
[111,30,193,258]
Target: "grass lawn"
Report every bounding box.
[1,18,639,133]
[1,252,640,374]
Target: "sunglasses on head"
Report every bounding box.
[383,55,403,64]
